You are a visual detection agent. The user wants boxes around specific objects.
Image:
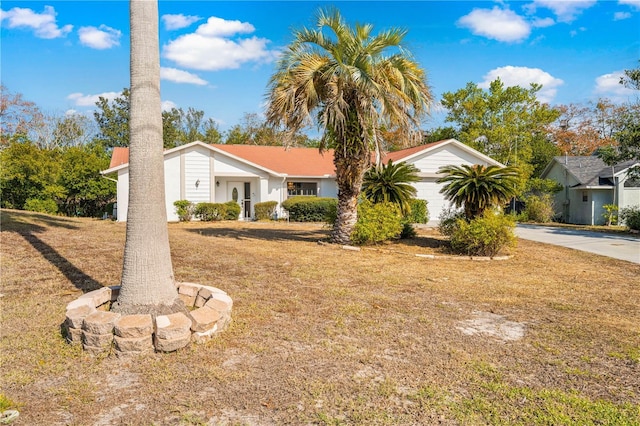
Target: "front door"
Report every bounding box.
[227,181,251,220]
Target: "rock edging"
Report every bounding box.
[64,283,232,356]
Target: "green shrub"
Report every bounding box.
[254,201,278,220]
[282,196,337,222]
[400,221,417,239]
[351,200,403,245]
[438,207,464,237]
[173,200,194,222]
[194,202,227,221]
[602,204,618,226]
[522,194,555,223]
[449,211,516,257]
[224,201,241,220]
[620,205,640,230]
[24,198,58,215]
[405,199,429,224]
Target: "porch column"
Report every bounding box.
[209,152,215,202]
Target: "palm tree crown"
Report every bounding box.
[362,160,419,215]
[266,8,433,243]
[437,164,520,220]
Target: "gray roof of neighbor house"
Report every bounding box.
[544,156,639,186]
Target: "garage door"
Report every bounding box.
[413,179,451,221]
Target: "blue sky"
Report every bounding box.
[1,1,639,134]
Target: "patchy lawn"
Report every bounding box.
[1,209,638,425]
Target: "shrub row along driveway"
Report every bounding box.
[516,224,640,264]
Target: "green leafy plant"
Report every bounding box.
[194,202,227,221]
[351,200,403,245]
[224,201,241,220]
[282,196,337,222]
[173,200,194,222]
[254,201,278,220]
[438,207,465,237]
[449,211,516,257]
[24,198,58,215]
[405,198,429,224]
[362,160,420,215]
[619,205,640,230]
[437,164,521,220]
[602,204,619,226]
[522,194,556,223]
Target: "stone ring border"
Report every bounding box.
[64,283,232,356]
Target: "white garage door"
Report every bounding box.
[413,179,451,222]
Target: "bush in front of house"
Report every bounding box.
[438,207,465,237]
[173,200,194,222]
[282,196,337,222]
[254,201,278,220]
[194,202,227,221]
[224,201,241,220]
[449,210,516,257]
[620,205,640,231]
[405,198,429,224]
[351,200,403,245]
[521,194,555,223]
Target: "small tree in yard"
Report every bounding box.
[362,160,420,216]
[437,164,521,220]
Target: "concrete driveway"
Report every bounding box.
[515,224,640,264]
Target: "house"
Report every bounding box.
[540,156,640,225]
[101,139,503,222]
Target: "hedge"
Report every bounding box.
[281,196,337,222]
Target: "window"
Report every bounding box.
[287,182,317,196]
[582,191,588,202]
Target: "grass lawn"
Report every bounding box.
[1,209,639,425]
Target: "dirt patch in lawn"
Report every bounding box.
[1,210,639,425]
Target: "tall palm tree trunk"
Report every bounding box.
[112,0,182,315]
[331,138,370,244]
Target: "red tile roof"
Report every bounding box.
[212,144,335,176]
[106,140,452,176]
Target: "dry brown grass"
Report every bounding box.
[1,209,639,425]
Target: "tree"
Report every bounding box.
[362,160,419,215]
[441,79,559,177]
[437,164,521,220]
[94,88,131,150]
[266,8,433,243]
[112,0,182,315]
[0,85,46,147]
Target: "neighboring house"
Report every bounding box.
[540,156,640,225]
[101,139,502,222]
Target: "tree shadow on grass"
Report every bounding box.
[184,224,331,243]
[1,210,103,293]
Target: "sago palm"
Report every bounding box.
[362,160,419,215]
[265,8,433,244]
[437,164,520,220]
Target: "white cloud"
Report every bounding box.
[614,11,632,20]
[619,0,640,10]
[530,0,597,23]
[78,25,121,49]
[161,100,178,112]
[457,7,530,43]
[594,71,636,101]
[531,17,555,28]
[0,5,72,39]
[479,66,564,103]
[161,14,201,31]
[67,91,120,107]
[160,67,208,85]
[163,16,276,71]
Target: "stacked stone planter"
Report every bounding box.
[64,283,232,356]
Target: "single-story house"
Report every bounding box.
[101,139,503,222]
[540,156,640,225]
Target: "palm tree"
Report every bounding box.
[112,0,182,315]
[437,164,520,220]
[265,8,433,244]
[362,160,419,215]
